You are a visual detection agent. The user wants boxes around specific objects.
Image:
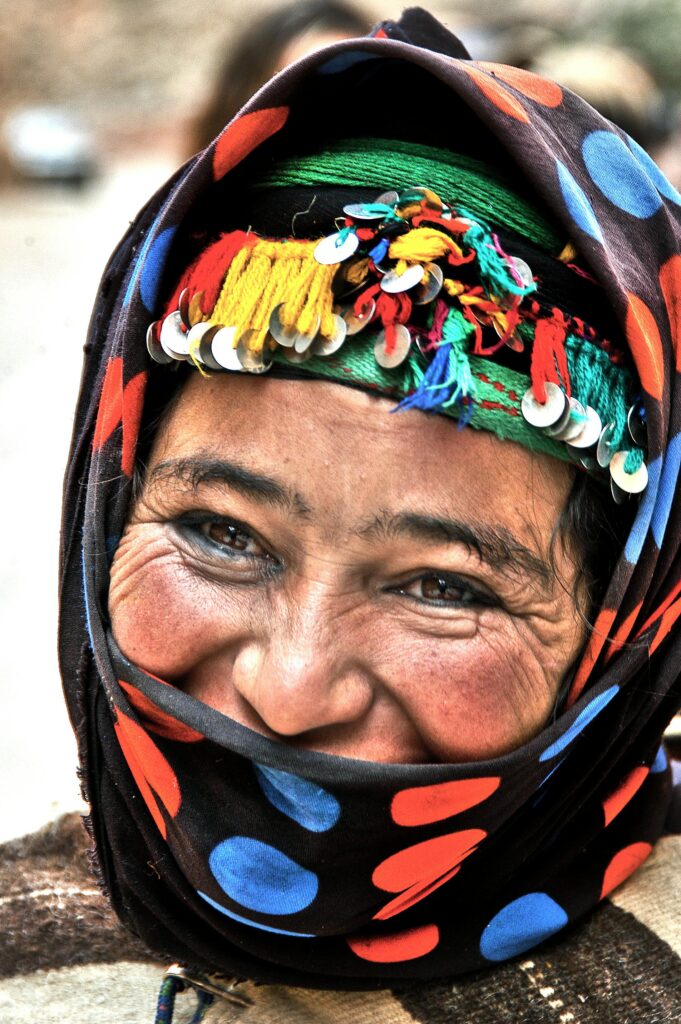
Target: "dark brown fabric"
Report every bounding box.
[0,815,154,980]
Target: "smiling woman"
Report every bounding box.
[111,374,582,764]
[54,6,681,1021]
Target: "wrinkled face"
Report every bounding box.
[109,373,586,764]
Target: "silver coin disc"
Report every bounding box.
[381,264,425,294]
[375,190,399,206]
[236,332,273,373]
[185,321,217,365]
[282,346,312,363]
[374,324,412,369]
[314,231,359,265]
[160,310,190,359]
[521,383,567,428]
[609,451,648,494]
[178,287,191,328]
[339,298,376,335]
[508,256,534,290]
[610,476,629,504]
[312,315,348,356]
[596,422,617,468]
[627,403,647,447]
[342,203,386,222]
[413,263,444,305]
[146,321,174,364]
[549,399,588,442]
[211,326,242,371]
[565,405,602,449]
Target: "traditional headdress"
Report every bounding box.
[151,139,647,499]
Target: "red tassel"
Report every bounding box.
[530,307,571,402]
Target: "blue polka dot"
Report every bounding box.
[651,746,668,774]
[209,836,318,915]
[582,130,662,218]
[198,891,314,936]
[652,433,681,548]
[139,226,178,312]
[624,453,662,563]
[627,135,681,206]
[556,160,604,242]
[123,212,163,308]
[480,893,568,961]
[254,764,341,833]
[539,685,619,762]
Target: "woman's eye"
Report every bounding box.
[201,521,261,554]
[396,574,497,608]
[177,515,276,566]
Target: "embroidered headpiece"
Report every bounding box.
[149,144,646,500]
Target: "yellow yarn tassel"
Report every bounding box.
[210,238,336,352]
[389,227,464,265]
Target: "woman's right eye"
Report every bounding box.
[199,520,263,555]
[177,515,279,569]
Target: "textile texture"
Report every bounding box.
[59,7,681,989]
[2,815,680,1023]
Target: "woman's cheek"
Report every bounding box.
[108,525,244,680]
[385,620,558,761]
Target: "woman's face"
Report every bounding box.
[109,373,585,764]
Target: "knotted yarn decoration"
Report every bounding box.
[398,300,476,417]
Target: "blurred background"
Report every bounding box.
[2,0,681,842]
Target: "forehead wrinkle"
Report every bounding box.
[355,508,553,589]
[146,456,313,517]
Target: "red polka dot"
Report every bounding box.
[119,681,203,743]
[213,107,290,181]
[476,63,563,107]
[391,777,501,826]
[92,358,147,478]
[347,923,439,963]
[659,255,681,372]
[567,608,617,706]
[601,842,652,899]
[114,710,181,838]
[603,602,643,664]
[372,830,485,921]
[625,293,665,401]
[650,596,681,654]
[602,766,649,826]
[460,66,530,123]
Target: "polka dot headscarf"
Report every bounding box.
[60,7,680,987]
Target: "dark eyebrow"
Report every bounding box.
[147,457,312,517]
[357,510,553,589]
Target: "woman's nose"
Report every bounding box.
[231,594,374,738]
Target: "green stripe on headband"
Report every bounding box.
[253,138,563,252]
[271,324,635,465]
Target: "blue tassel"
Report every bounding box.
[397,308,476,419]
[369,237,390,264]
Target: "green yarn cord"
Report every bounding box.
[254,138,563,253]
[439,308,477,408]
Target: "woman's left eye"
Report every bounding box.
[393,574,497,608]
